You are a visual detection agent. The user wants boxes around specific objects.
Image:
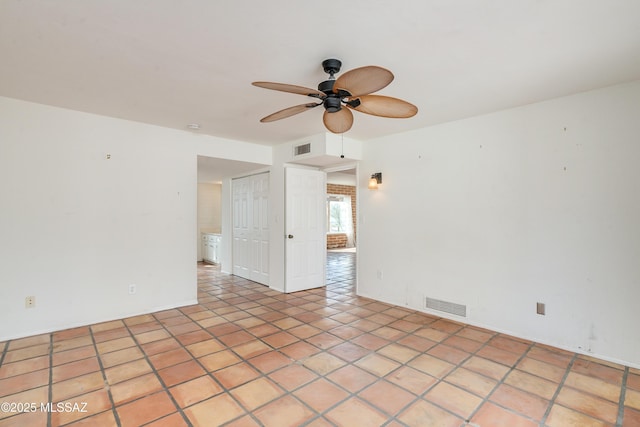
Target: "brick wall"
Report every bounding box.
[327,233,348,248]
[326,183,356,249]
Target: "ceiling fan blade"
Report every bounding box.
[260,103,321,122]
[333,66,394,96]
[349,95,418,118]
[252,81,325,98]
[323,108,354,133]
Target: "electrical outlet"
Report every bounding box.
[25,296,35,308]
[536,302,545,315]
[376,270,383,280]
[128,284,137,295]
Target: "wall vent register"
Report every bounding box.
[294,142,311,156]
[425,297,467,317]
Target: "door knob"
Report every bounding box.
[287,234,294,239]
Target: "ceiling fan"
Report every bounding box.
[252,59,418,134]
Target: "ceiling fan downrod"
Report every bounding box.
[322,58,342,78]
[319,59,351,112]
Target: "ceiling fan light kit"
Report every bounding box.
[253,59,418,134]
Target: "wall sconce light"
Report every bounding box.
[368,172,382,190]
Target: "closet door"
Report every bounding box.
[232,176,250,278]
[232,173,270,285]
[250,173,270,284]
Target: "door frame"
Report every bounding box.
[323,162,359,293]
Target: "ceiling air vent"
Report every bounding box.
[425,297,467,317]
[294,142,311,156]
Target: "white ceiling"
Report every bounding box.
[1,1,639,147]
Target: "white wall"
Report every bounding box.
[358,81,640,368]
[0,96,271,340]
[327,171,357,186]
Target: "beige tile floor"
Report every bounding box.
[1,252,639,426]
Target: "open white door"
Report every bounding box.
[285,167,326,293]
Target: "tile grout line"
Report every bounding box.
[383,320,469,425]
[302,307,485,424]
[321,278,586,426]
[413,325,522,422]
[0,340,8,367]
[121,318,195,427]
[464,341,539,425]
[403,325,496,422]
[192,294,287,426]
[616,366,629,427]
[0,340,13,424]
[152,306,292,427]
[216,268,510,423]
[272,328,378,424]
[376,322,561,426]
[538,352,578,426]
[290,324,383,423]
[88,326,123,427]
[408,327,525,425]
[204,271,375,425]
[309,318,473,425]
[207,304,335,425]
[356,323,424,427]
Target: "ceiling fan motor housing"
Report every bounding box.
[318,79,345,113]
[318,79,335,94]
[323,96,342,113]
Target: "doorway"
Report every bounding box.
[325,167,357,292]
[196,155,270,276]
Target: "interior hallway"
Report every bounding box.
[0,254,639,426]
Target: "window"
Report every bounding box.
[327,195,350,233]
